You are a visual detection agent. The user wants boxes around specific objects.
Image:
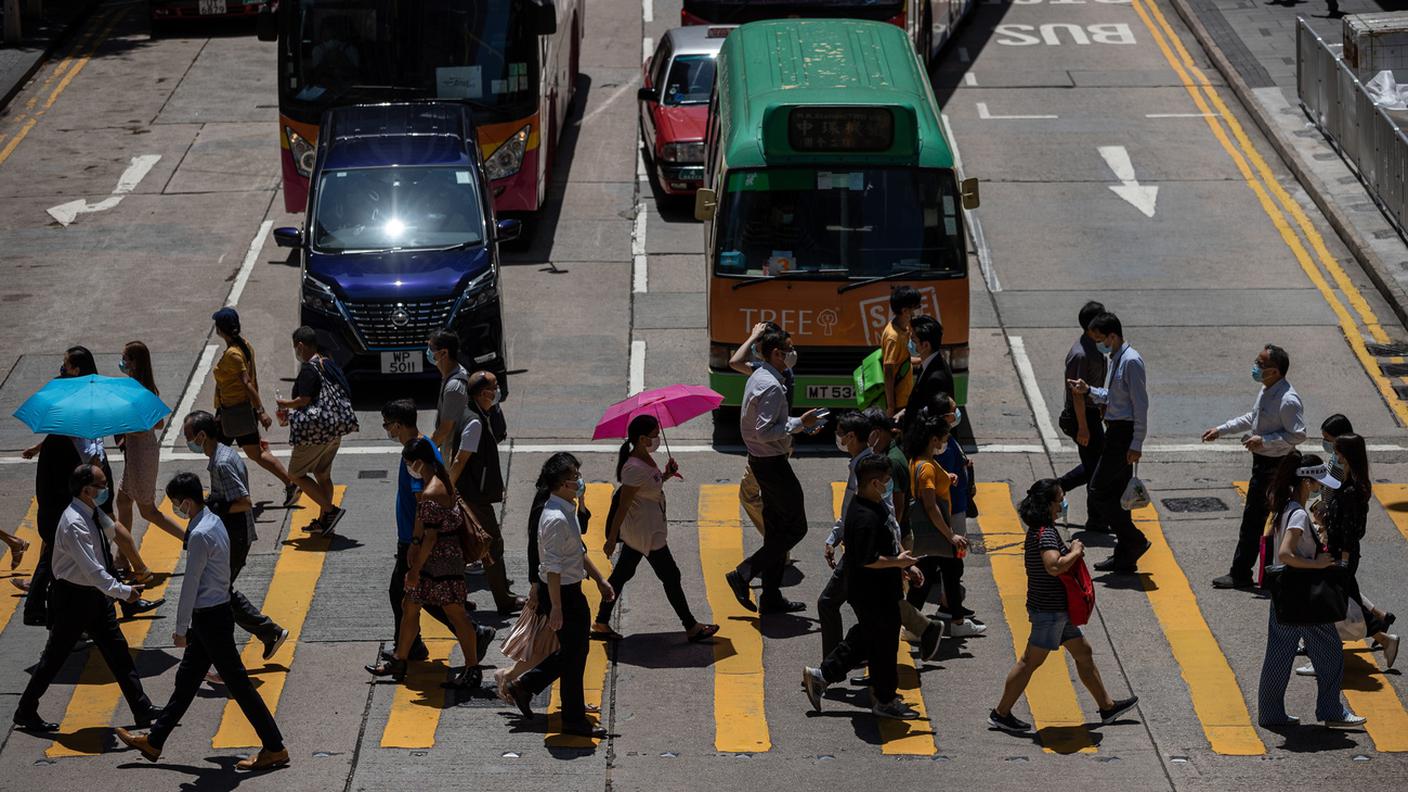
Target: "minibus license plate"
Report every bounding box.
[806,384,853,402]
[381,351,423,375]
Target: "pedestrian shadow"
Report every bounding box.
[1263,723,1360,753]
[806,688,888,746]
[614,630,736,669]
[1095,571,1157,592]
[757,613,815,641]
[498,713,606,758]
[44,726,117,755]
[1071,529,1116,548]
[278,532,362,553]
[1343,650,1397,690]
[118,753,283,789]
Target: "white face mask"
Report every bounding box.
[835,435,849,453]
[407,465,423,481]
[783,349,799,369]
[645,436,661,452]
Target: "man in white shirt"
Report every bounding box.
[726,327,821,614]
[13,464,158,732]
[504,455,614,738]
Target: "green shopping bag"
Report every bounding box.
[854,348,886,408]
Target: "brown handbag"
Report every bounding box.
[456,497,493,565]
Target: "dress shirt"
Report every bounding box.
[538,494,586,584]
[175,507,232,635]
[208,443,256,542]
[741,362,802,457]
[1215,378,1305,457]
[1089,342,1149,452]
[52,498,132,601]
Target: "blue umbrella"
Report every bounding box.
[14,375,171,438]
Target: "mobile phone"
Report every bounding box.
[813,409,831,420]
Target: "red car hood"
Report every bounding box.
[655,104,708,148]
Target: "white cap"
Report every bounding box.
[1297,463,1341,490]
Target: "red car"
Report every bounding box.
[150,0,268,22]
[638,26,731,197]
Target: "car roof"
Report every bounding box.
[321,102,476,170]
[662,24,734,57]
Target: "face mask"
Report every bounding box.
[946,408,962,427]
[118,359,129,374]
[883,478,895,500]
[908,339,919,357]
[1251,364,1263,382]
[1322,440,1335,455]
[425,349,438,365]
[575,477,586,500]
[93,487,109,507]
[1060,498,1069,521]
[835,435,849,453]
[186,439,204,454]
[174,501,190,520]
[488,389,501,408]
[1096,341,1112,356]
[386,428,399,441]
[408,467,423,481]
[645,436,661,452]
[783,349,799,369]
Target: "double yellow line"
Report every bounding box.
[1128,0,1408,425]
[0,7,126,168]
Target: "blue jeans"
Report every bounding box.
[1258,603,1350,724]
[1028,609,1081,650]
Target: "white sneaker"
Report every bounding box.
[1382,634,1400,670]
[950,619,987,638]
[1294,663,1316,676]
[900,628,924,643]
[1324,713,1368,729]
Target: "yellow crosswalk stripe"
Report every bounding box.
[47,500,186,757]
[0,500,41,635]
[212,487,344,748]
[1235,482,1408,751]
[829,482,938,754]
[1128,504,1264,755]
[379,613,455,749]
[543,482,614,748]
[698,484,769,752]
[973,483,1095,754]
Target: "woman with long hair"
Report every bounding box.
[366,437,485,687]
[1297,433,1399,674]
[1257,451,1364,728]
[210,308,296,506]
[591,414,717,643]
[989,479,1137,736]
[116,342,182,549]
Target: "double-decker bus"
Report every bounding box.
[695,18,979,415]
[260,0,582,215]
[681,1,977,65]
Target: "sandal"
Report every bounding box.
[445,667,483,689]
[590,625,624,641]
[9,539,28,570]
[687,623,720,643]
[130,567,153,585]
[364,658,407,681]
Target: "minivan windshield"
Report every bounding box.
[313,166,486,252]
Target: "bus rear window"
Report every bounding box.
[714,168,964,278]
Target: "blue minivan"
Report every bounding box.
[274,102,518,387]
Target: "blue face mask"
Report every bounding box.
[1251,364,1264,382]
[1096,341,1112,356]
[426,348,438,365]
[947,407,962,427]
[884,479,895,500]
[186,435,205,455]
[908,339,919,357]
[1060,498,1069,521]
[118,359,129,374]
[575,477,586,500]
[94,487,109,507]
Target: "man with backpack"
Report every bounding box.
[275,326,356,535]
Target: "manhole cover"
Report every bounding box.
[1161,497,1227,513]
[358,470,388,479]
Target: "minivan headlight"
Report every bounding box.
[484,125,530,180]
[301,274,339,314]
[459,268,498,312]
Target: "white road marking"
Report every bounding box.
[963,72,978,87]
[629,339,646,395]
[633,204,648,293]
[1098,144,1158,218]
[975,102,1058,120]
[643,36,652,62]
[1008,336,1062,455]
[225,220,273,307]
[642,0,652,23]
[578,78,641,127]
[1145,112,1217,118]
[940,112,1000,292]
[160,343,218,446]
[47,153,161,226]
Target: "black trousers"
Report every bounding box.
[519,582,591,724]
[464,500,515,609]
[221,511,282,642]
[907,555,965,614]
[817,566,847,659]
[819,598,900,703]
[150,604,284,752]
[1058,407,1106,527]
[18,580,153,721]
[390,541,452,651]
[739,454,808,597]
[1230,454,1280,580]
[596,543,696,630]
[1089,420,1147,562]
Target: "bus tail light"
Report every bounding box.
[285,127,316,177]
[709,343,733,370]
[485,125,531,180]
[945,346,970,372]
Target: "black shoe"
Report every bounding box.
[383,643,431,663]
[1093,557,1136,573]
[759,596,805,615]
[1099,695,1139,724]
[134,706,164,730]
[261,628,289,661]
[364,658,407,681]
[12,712,58,731]
[120,598,164,619]
[849,673,870,686]
[1130,539,1152,563]
[283,483,301,508]
[920,621,944,662]
[1211,574,1254,590]
[497,595,528,616]
[560,720,606,738]
[474,625,496,665]
[320,507,346,535]
[446,666,483,689]
[988,709,1034,735]
[724,570,756,612]
[21,611,47,627]
[506,680,534,719]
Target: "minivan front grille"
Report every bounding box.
[343,297,457,348]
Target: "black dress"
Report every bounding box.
[1324,480,1386,635]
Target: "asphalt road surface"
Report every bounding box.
[3,0,1408,789]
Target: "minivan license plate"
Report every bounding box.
[381,351,423,375]
[806,384,853,402]
[198,0,228,14]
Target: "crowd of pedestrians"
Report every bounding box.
[8,288,1408,763]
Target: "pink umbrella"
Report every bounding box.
[591,384,724,447]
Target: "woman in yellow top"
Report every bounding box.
[880,287,922,417]
[211,308,297,506]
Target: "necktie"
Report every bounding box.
[94,509,116,575]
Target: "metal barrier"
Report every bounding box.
[1297,17,1408,240]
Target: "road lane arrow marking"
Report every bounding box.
[1098,145,1158,218]
[46,153,160,226]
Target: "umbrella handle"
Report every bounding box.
[655,404,682,479]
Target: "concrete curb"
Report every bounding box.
[1165,0,1408,334]
[0,0,104,112]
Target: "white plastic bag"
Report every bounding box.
[1337,597,1367,642]
[1364,70,1408,110]
[1120,465,1151,511]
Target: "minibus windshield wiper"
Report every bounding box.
[837,268,925,294]
[730,270,839,291]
